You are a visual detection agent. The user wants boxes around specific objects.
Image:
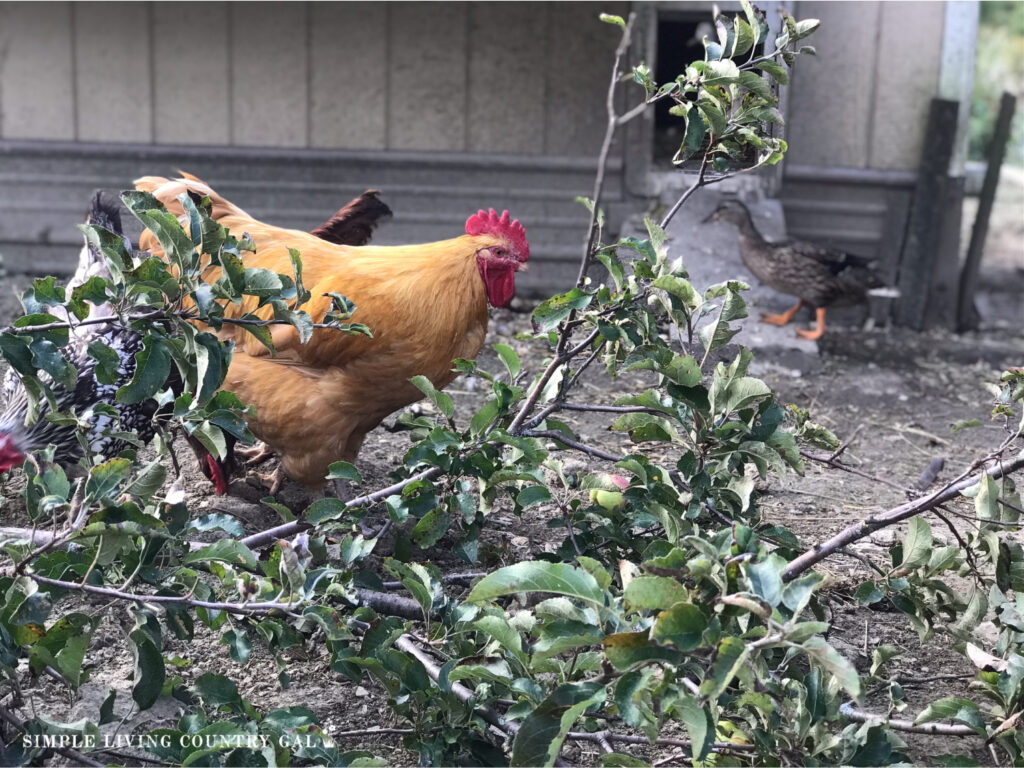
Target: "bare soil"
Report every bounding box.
[1,182,1021,766]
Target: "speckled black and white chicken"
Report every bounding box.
[707,198,889,340]
[0,192,169,477]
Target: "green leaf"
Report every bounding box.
[738,70,772,101]
[698,102,727,137]
[412,508,449,549]
[409,375,454,422]
[700,636,749,700]
[755,59,789,84]
[803,636,861,699]
[974,474,1000,527]
[475,615,527,666]
[117,337,171,405]
[673,692,713,762]
[305,497,350,525]
[122,193,198,276]
[651,603,707,651]
[220,629,252,664]
[732,18,755,56]
[531,289,593,333]
[623,576,689,612]
[326,461,362,482]
[703,58,740,85]
[747,554,786,607]
[130,629,165,711]
[915,697,985,733]
[184,514,245,537]
[30,338,76,390]
[900,517,933,570]
[511,682,606,767]
[468,562,604,606]
[600,754,650,767]
[470,398,500,436]
[125,459,167,501]
[517,485,551,509]
[193,672,243,709]
[494,343,522,380]
[86,458,133,501]
[952,585,988,635]
[710,375,771,416]
[87,340,122,385]
[184,540,260,571]
[676,109,707,164]
[599,13,626,29]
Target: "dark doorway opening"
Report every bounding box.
[654,15,710,163]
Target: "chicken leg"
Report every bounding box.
[795,307,827,340]
[761,299,803,326]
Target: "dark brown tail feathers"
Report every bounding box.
[310,190,393,246]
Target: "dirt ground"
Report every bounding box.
[0,182,1021,766]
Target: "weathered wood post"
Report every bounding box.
[956,91,1018,331]
[893,98,960,330]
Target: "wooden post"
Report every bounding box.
[957,91,1018,331]
[893,98,960,330]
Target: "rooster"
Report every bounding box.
[133,174,529,490]
[0,193,168,478]
[0,189,393,493]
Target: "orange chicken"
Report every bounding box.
[134,175,529,488]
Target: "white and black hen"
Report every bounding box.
[0,193,171,478]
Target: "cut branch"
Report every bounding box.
[839,703,979,736]
[784,452,1024,582]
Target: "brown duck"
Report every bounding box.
[708,198,886,340]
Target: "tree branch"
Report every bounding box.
[839,703,979,737]
[784,452,1024,582]
[29,574,304,615]
[523,430,625,463]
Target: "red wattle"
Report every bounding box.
[206,454,228,495]
[479,257,516,308]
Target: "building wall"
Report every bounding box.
[784,1,946,172]
[0,1,623,156]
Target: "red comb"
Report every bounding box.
[465,209,529,261]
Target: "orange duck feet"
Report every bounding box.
[760,300,804,327]
[795,308,827,340]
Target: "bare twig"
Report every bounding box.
[578,12,636,282]
[29,573,304,615]
[523,430,624,463]
[800,449,911,495]
[659,153,710,231]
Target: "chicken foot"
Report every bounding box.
[236,441,276,466]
